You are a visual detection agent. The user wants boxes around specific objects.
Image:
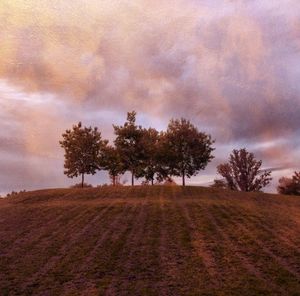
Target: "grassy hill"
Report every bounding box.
[0,186,300,295]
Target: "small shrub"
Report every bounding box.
[163,177,177,186]
[210,179,228,189]
[277,173,300,195]
[141,180,150,186]
[70,183,93,188]
[97,184,109,188]
[6,190,26,198]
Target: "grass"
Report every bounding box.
[0,186,300,295]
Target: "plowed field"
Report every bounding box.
[1,186,300,295]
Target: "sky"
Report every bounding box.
[1,0,300,194]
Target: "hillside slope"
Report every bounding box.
[0,186,300,295]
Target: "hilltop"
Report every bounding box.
[0,186,300,295]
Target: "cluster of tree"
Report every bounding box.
[60,112,300,195]
[277,172,300,195]
[6,190,26,198]
[60,111,215,187]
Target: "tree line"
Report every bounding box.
[60,111,214,187]
[60,111,300,195]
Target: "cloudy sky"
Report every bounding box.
[1,0,300,194]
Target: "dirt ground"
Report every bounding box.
[0,186,300,295]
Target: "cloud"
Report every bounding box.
[0,0,300,192]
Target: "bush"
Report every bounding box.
[6,190,26,198]
[97,182,125,188]
[210,179,228,189]
[163,177,177,186]
[277,173,300,195]
[70,183,93,188]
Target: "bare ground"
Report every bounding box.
[0,186,300,295]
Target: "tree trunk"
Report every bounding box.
[151,178,154,186]
[131,171,134,186]
[81,173,84,188]
[182,170,185,186]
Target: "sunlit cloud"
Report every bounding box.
[0,0,300,193]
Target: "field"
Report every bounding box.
[0,186,300,295]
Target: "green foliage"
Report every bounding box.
[161,118,215,186]
[217,148,272,192]
[135,128,165,185]
[113,111,144,186]
[277,171,300,195]
[60,114,215,187]
[59,122,108,187]
[102,145,125,185]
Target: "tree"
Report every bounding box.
[294,171,300,185]
[109,174,122,186]
[217,148,272,192]
[162,118,215,186]
[113,111,144,186]
[135,127,163,185]
[102,145,125,186]
[216,163,237,190]
[277,171,300,195]
[59,122,108,188]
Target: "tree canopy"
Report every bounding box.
[113,111,144,186]
[135,127,163,185]
[162,118,215,186]
[102,145,125,186]
[59,122,107,187]
[217,148,272,192]
[59,113,285,192]
[277,171,300,195]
